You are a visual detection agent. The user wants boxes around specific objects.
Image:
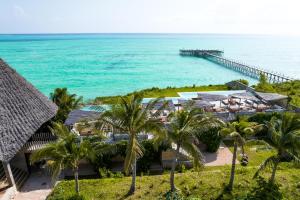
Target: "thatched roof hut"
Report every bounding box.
[0,59,58,162]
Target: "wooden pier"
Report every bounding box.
[180,49,293,83]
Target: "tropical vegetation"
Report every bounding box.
[163,108,224,191]
[254,112,300,183]
[220,119,260,191]
[255,74,300,107]
[43,82,300,199]
[96,94,165,194]
[31,122,93,194]
[50,87,83,122]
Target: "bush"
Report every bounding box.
[98,167,124,178]
[248,112,282,136]
[240,176,283,200]
[137,140,169,172]
[67,194,86,200]
[237,79,249,86]
[197,127,222,152]
[92,139,169,174]
[163,190,184,200]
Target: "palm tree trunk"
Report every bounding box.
[241,145,245,156]
[129,158,137,194]
[228,142,238,191]
[170,144,180,192]
[270,160,278,183]
[74,167,79,194]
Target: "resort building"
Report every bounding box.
[0,59,58,199]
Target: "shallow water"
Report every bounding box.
[0,34,299,100]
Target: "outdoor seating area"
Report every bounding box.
[140,90,287,122]
[68,90,288,133]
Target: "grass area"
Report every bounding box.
[223,140,277,166]
[93,84,228,104]
[48,166,300,200]
[47,142,300,200]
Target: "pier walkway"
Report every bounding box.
[180,49,293,83]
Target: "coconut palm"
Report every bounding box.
[165,108,224,192]
[254,112,300,183]
[30,122,92,194]
[50,88,83,122]
[96,94,165,194]
[221,119,259,191]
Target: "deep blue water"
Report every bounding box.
[0,34,299,100]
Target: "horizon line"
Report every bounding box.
[0,32,299,37]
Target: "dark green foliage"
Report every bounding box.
[255,74,276,93]
[50,88,83,122]
[67,194,87,200]
[248,112,282,124]
[92,140,127,169]
[92,140,169,174]
[255,77,300,107]
[248,112,282,137]
[162,190,184,200]
[240,177,282,200]
[197,127,223,152]
[98,167,124,178]
[235,79,249,86]
[137,140,169,172]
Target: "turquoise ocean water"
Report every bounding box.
[0,34,300,100]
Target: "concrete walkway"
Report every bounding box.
[203,142,236,166]
[13,172,53,200]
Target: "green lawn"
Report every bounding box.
[93,84,228,104]
[223,140,277,166]
[48,166,300,200]
[47,142,300,200]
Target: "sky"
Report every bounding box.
[1,0,300,35]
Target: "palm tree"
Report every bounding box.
[165,108,224,192]
[254,112,300,183]
[97,94,165,194]
[50,88,83,122]
[221,119,259,191]
[31,122,92,194]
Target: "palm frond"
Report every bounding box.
[254,155,279,178]
[124,136,144,174]
[181,141,204,170]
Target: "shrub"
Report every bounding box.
[67,194,86,200]
[240,176,283,200]
[197,127,222,152]
[237,79,249,86]
[98,167,124,178]
[163,190,184,200]
[137,140,169,172]
[92,139,169,174]
[248,112,282,136]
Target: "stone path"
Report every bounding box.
[13,172,53,200]
[203,142,236,166]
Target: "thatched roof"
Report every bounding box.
[0,59,58,162]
